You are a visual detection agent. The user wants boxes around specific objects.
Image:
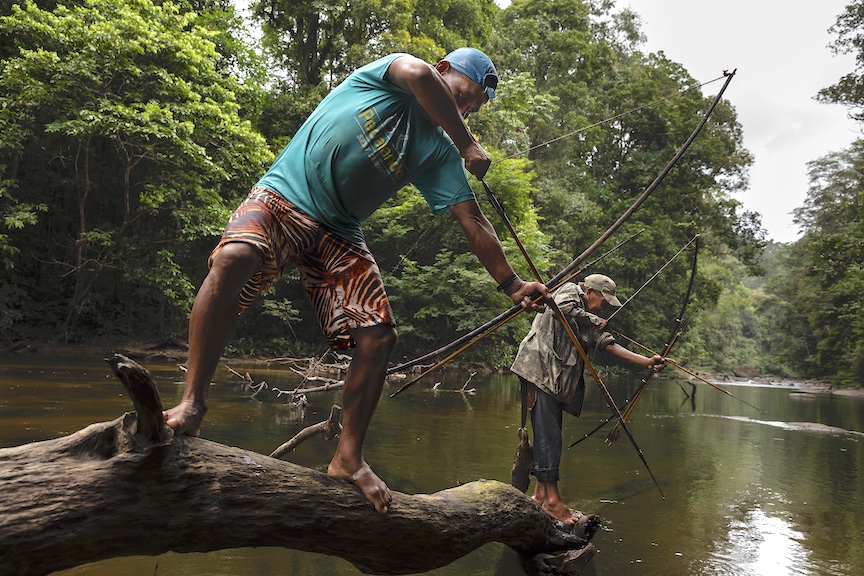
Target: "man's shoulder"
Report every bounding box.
[353,53,410,81]
[555,282,583,301]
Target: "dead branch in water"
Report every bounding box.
[269,404,343,458]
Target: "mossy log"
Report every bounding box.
[0,355,598,576]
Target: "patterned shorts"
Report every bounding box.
[211,187,395,349]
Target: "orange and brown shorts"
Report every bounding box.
[211,187,395,349]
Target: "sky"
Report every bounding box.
[621,0,860,243]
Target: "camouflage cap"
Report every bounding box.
[582,274,622,307]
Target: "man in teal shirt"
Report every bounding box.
[257,52,480,246]
[164,48,547,514]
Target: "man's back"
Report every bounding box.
[257,54,471,245]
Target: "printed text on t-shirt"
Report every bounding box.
[355,107,406,182]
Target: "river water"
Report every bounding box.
[2,353,863,576]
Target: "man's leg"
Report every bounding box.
[530,389,580,524]
[163,242,260,435]
[327,323,396,513]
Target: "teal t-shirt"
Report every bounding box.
[256,53,476,246]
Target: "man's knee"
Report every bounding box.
[208,242,261,285]
[353,324,397,355]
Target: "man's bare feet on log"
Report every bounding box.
[163,400,206,436]
[533,495,581,525]
[328,459,393,513]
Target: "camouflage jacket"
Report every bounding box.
[510,282,615,411]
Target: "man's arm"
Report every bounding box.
[604,343,667,372]
[560,299,605,329]
[386,55,490,178]
[449,199,546,311]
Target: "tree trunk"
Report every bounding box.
[0,355,599,576]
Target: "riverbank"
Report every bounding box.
[6,336,861,398]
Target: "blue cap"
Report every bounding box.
[443,47,498,99]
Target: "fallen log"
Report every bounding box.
[0,355,599,576]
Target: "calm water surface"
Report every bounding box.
[1,353,863,576]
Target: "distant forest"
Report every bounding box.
[1,0,862,386]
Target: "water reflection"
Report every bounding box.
[1,354,863,575]
[710,505,809,576]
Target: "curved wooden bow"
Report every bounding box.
[604,235,699,444]
[386,70,737,379]
[568,235,699,448]
[387,229,643,398]
[602,330,763,413]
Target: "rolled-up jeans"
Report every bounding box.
[519,376,583,483]
[530,386,564,482]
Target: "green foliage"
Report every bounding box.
[0,0,272,340]
[250,0,498,90]
[818,0,864,120]
[255,83,328,152]
[678,254,768,373]
[2,0,770,377]
[705,141,864,387]
[262,298,301,324]
[469,72,560,156]
[762,146,864,386]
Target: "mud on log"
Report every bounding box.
[0,355,599,576]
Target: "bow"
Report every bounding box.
[569,235,699,447]
[604,330,763,413]
[605,235,699,444]
[568,234,761,449]
[388,229,643,397]
[386,70,737,379]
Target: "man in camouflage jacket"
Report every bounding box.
[511,274,667,525]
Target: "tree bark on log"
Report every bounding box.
[0,355,599,576]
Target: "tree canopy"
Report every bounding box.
[0,0,273,338]
[19,0,862,387]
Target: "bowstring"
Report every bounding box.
[587,235,699,365]
[386,74,725,280]
[498,75,727,162]
[385,214,446,278]
[606,235,700,323]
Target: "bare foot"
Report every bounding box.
[533,496,580,525]
[328,459,392,513]
[163,400,206,436]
